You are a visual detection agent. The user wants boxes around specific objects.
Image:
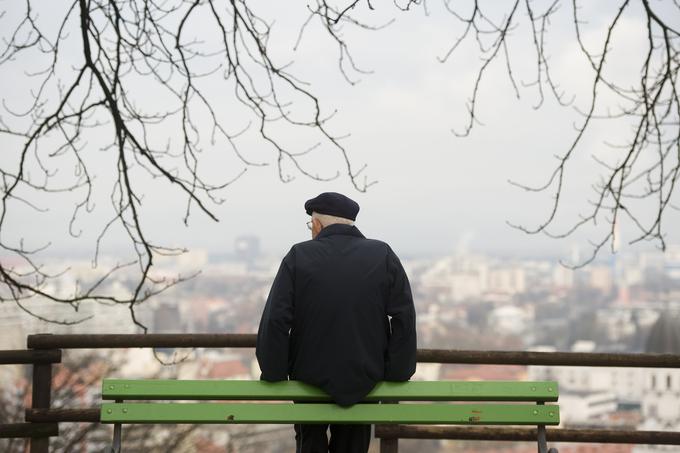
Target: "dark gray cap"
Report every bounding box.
[304,192,360,221]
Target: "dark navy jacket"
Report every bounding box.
[256,224,417,406]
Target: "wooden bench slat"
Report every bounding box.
[100,402,560,425]
[102,380,558,402]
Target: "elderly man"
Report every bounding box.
[256,192,417,453]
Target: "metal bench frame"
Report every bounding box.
[100,379,559,453]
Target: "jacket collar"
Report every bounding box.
[315,223,365,240]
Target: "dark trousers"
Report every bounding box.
[294,424,371,453]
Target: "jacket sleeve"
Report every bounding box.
[256,249,295,381]
[384,247,417,381]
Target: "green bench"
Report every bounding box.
[101,379,560,452]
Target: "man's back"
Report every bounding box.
[256,223,417,406]
[256,192,416,453]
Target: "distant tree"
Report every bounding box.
[1,1,678,325]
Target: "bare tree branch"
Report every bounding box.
[0,0,376,327]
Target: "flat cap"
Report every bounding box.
[304,192,360,221]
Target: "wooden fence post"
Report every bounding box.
[30,362,52,453]
[380,437,398,453]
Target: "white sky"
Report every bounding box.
[1,1,679,263]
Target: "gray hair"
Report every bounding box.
[312,211,354,227]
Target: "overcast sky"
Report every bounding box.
[1,1,678,264]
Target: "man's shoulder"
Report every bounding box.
[291,236,390,249]
[290,239,316,250]
[291,237,392,251]
[361,238,392,251]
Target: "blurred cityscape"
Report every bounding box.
[2,237,680,452]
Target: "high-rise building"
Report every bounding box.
[234,236,261,263]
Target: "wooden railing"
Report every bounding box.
[0,349,60,452]
[2,333,680,452]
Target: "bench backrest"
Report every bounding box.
[100,379,560,425]
[102,379,558,401]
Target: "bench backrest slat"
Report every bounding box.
[101,402,560,425]
[101,380,558,402]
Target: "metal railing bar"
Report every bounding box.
[375,425,680,445]
[0,349,61,365]
[0,423,59,439]
[27,333,256,349]
[23,410,680,447]
[417,349,680,368]
[26,408,101,423]
[26,334,680,368]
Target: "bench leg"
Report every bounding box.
[538,425,558,453]
[380,437,398,453]
[536,401,557,453]
[109,422,122,453]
